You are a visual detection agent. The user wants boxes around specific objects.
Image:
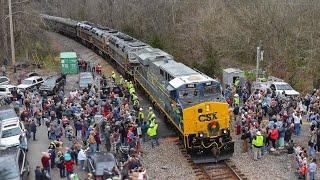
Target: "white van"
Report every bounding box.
[0,85,16,96]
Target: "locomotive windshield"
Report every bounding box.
[177,81,224,108]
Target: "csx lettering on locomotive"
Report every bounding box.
[198,112,218,122]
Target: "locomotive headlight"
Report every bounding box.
[223,129,227,134]
[205,105,210,112]
[222,129,227,134]
[199,133,204,138]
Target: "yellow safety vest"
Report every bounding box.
[138,112,144,121]
[147,124,158,137]
[112,72,116,79]
[252,135,264,147]
[234,79,240,87]
[233,96,240,105]
[134,99,139,106]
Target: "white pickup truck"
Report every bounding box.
[253,77,300,96]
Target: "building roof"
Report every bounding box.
[60,52,77,59]
[223,68,243,74]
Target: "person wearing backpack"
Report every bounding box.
[56,151,66,178]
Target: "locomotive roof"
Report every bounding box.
[160,61,196,77]
[169,74,214,89]
[41,14,77,27]
[110,33,147,48]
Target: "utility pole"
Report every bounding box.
[8,0,16,67]
[256,41,263,84]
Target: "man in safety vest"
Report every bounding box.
[128,81,134,90]
[111,71,116,82]
[138,108,145,124]
[233,93,240,107]
[234,77,240,87]
[252,131,264,160]
[119,75,124,85]
[147,122,159,148]
[133,99,140,111]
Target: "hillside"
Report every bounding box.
[1,0,319,91]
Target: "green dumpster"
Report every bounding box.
[60,52,78,74]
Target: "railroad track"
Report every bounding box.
[177,140,247,180]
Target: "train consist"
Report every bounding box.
[41,14,234,163]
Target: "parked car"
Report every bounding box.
[87,152,121,179]
[17,76,44,91]
[15,61,30,70]
[269,82,300,96]
[0,85,16,96]
[0,76,10,85]
[40,75,65,95]
[0,119,27,149]
[26,72,39,78]
[0,147,30,179]
[79,72,94,90]
[0,107,19,122]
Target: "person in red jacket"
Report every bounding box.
[64,153,75,180]
[270,124,279,150]
[41,152,51,177]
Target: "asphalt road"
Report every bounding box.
[26,122,88,180]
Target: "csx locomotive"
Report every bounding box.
[41,14,234,163]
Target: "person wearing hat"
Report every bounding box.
[233,93,240,107]
[252,131,264,160]
[119,75,124,85]
[147,107,154,121]
[147,122,159,148]
[111,71,116,82]
[138,108,144,125]
[64,151,75,180]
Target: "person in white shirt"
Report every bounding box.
[292,111,302,136]
[77,147,88,170]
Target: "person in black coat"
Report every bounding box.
[30,120,37,141]
[35,166,48,180]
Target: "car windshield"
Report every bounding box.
[276,84,293,90]
[1,127,21,138]
[0,109,17,121]
[22,79,33,85]
[43,78,55,86]
[80,78,92,85]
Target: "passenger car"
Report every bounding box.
[0,76,10,85]
[269,82,300,96]
[40,75,65,95]
[87,152,120,179]
[17,76,44,91]
[0,107,19,122]
[0,85,16,96]
[79,72,94,90]
[0,119,27,149]
[0,147,30,179]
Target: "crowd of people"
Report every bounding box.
[228,80,320,179]
[3,65,160,179]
